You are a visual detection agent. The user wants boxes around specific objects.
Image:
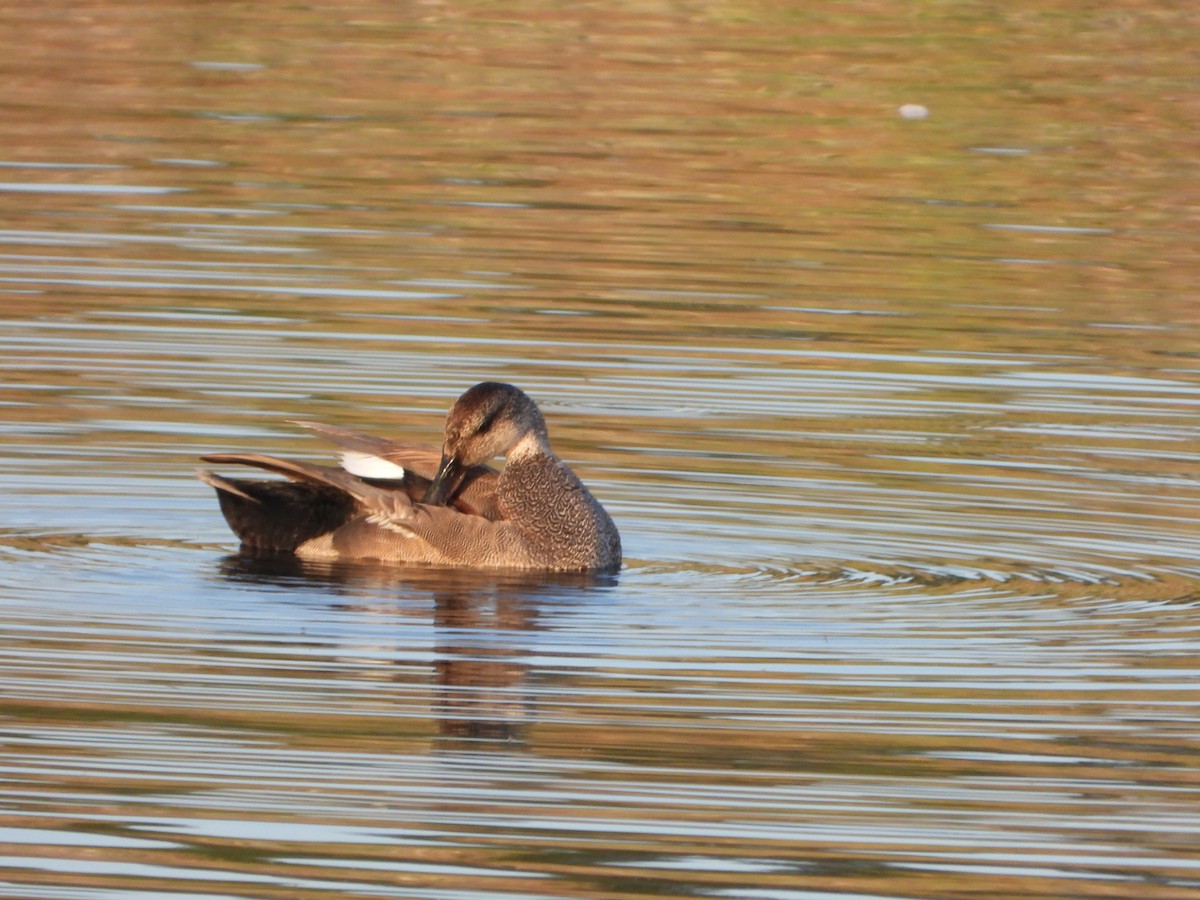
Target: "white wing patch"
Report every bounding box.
[339,451,407,480]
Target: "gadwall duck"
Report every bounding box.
[198,382,622,572]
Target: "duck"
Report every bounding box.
[197,382,622,572]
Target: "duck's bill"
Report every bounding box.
[422,453,465,506]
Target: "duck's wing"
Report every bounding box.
[293,422,502,519]
[200,452,413,520]
[197,458,365,553]
[201,453,370,493]
[292,422,437,477]
[198,453,542,567]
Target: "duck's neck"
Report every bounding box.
[505,430,553,463]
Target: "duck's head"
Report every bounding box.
[422,382,548,506]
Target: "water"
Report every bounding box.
[2,2,1199,898]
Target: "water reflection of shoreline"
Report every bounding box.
[217,553,617,746]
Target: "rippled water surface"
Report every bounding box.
[2,2,1200,898]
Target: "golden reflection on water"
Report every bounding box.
[1,1,1200,899]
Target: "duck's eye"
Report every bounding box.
[476,408,500,435]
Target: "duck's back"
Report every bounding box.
[499,455,621,572]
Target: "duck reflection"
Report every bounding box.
[216,553,616,746]
[432,587,537,744]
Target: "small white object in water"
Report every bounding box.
[899,104,929,120]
